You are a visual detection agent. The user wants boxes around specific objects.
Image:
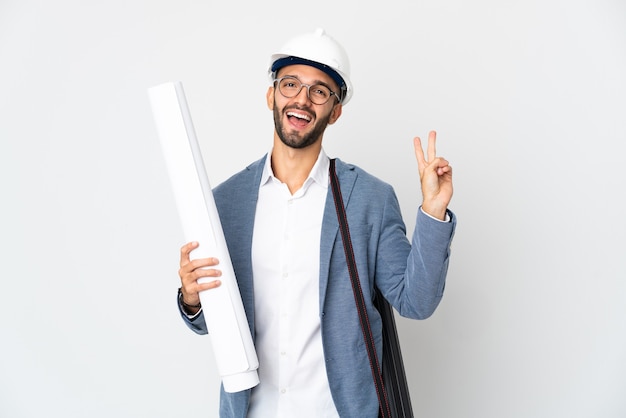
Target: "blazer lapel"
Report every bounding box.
[221,156,266,337]
[319,158,357,313]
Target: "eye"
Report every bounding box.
[311,85,330,98]
[280,78,300,91]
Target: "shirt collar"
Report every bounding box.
[260,148,330,190]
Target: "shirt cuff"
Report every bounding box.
[420,207,451,223]
[184,308,203,319]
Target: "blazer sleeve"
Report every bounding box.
[178,297,209,335]
[375,187,456,319]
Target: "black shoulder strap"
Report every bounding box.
[329,158,392,418]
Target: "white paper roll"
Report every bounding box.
[148,81,259,393]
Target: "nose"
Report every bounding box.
[293,84,311,104]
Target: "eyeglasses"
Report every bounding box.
[274,76,339,105]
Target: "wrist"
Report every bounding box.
[178,287,201,314]
[421,203,447,221]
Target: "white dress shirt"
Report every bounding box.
[247,149,340,418]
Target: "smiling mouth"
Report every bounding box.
[287,110,311,128]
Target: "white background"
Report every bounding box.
[1,1,625,417]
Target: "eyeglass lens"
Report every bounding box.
[277,77,333,105]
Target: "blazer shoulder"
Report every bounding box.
[334,157,395,194]
[214,155,267,196]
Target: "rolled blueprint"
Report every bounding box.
[148,81,259,392]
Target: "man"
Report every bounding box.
[177,28,456,418]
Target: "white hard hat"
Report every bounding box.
[268,28,353,105]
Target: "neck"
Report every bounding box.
[271,137,322,194]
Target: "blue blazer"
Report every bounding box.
[181,156,456,418]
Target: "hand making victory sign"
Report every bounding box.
[414,130,453,221]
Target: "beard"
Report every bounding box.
[273,103,332,149]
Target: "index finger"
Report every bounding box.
[413,136,426,172]
[180,241,199,267]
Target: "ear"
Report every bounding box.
[327,103,342,125]
[266,86,275,110]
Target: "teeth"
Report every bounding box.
[287,111,311,121]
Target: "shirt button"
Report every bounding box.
[281,388,287,394]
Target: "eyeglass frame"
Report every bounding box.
[273,75,341,105]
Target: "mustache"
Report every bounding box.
[284,104,314,114]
